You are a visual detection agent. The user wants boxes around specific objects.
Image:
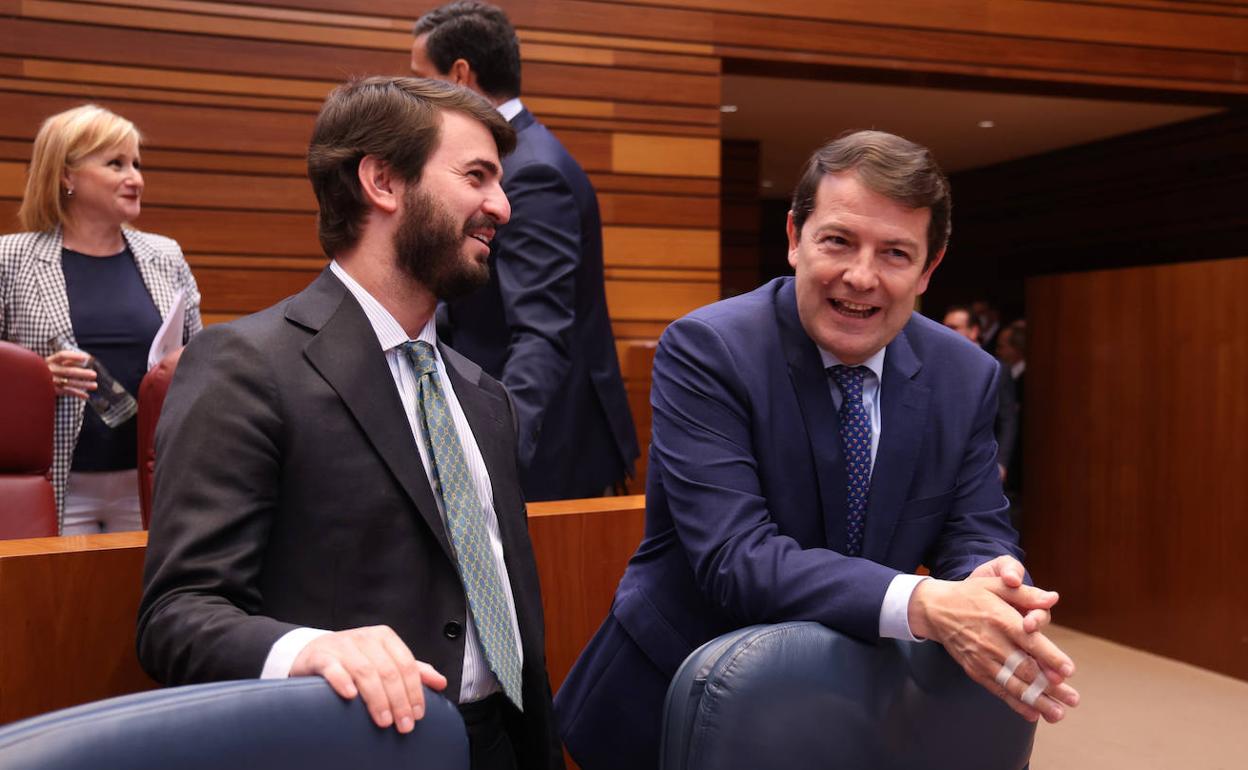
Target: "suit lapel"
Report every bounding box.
[776,281,849,553]
[126,230,173,320]
[294,269,453,560]
[30,229,75,347]
[862,323,930,561]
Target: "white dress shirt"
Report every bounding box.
[495,96,523,122]
[261,261,524,702]
[818,346,927,642]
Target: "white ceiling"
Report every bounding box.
[721,75,1223,197]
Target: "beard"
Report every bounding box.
[392,185,492,301]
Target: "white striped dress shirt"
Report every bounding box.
[261,262,523,702]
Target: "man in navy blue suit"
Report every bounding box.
[411,2,639,501]
[556,131,1081,769]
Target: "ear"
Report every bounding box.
[357,155,401,215]
[916,246,946,294]
[786,210,800,271]
[60,166,74,193]
[448,58,474,87]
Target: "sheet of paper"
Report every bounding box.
[148,289,187,370]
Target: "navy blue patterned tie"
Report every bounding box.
[830,365,871,557]
[403,341,523,710]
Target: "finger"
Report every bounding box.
[970,670,1041,722]
[62,366,97,382]
[416,660,448,691]
[1000,665,1066,723]
[338,645,395,729]
[62,386,92,401]
[1018,629,1075,679]
[1022,608,1050,634]
[1035,693,1071,724]
[316,657,360,700]
[1037,667,1080,708]
[357,633,413,731]
[992,583,1059,612]
[378,633,424,731]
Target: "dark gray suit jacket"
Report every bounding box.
[441,108,638,501]
[137,268,561,769]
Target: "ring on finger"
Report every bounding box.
[1021,672,1051,706]
[994,649,1027,687]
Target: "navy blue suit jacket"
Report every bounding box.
[555,277,1022,770]
[441,108,638,501]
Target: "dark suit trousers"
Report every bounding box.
[461,694,519,770]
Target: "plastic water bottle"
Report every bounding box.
[53,336,138,428]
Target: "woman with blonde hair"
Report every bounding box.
[0,104,201,534]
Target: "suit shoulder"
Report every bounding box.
[662,278,786,354]
[509,120,587,180]
[127,229,183,257]
[905,312,999,380]
[0,231,48,261]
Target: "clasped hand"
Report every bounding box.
[909,556,1080,723]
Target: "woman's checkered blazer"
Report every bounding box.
[0,227,202,532]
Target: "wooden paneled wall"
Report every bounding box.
[1024,257,1248,682]
[3,1,1248,490]
[935,109,1248,321]
[0,496,645,725]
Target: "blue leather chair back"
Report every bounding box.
[661,622,1035,770]
[0,678,467,770]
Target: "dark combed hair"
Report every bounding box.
[414,2,521,100]
[790,130,952,268]
[306,75,515,257]
[944,304,981,330]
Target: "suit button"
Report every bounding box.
[444,621,463,639]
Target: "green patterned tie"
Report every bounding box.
[403,340,523,710]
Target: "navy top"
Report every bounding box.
[62,245,162,471]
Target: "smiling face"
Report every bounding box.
[787,171,944,365]
[63,135,143,227]
[393,110,509,298]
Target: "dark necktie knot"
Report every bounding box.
[829,365,867,404]
[402,340,438,379]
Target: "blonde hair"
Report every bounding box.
[18,104,142,232]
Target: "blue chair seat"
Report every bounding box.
[661,622,1035,770]
[0,678,467,770]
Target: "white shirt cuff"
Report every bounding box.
[879,573,931,642]
[260,627,332,679]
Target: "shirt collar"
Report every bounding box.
[329,260,437,350]
[496,97,524,122]
[818,344,886,383]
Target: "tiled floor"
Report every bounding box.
[1030,625,1248,769]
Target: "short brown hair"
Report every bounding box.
[790,130,951,268]
[19,105,141,232]
[307,76,515,257]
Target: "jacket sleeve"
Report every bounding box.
[492,161,579,473]
[136,323,297,684]
[924,360,1022,580]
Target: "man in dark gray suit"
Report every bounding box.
[411,2,639,501]
[138,77,563,770]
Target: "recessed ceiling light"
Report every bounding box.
[721,104,739,113]
[978,120,995,129]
